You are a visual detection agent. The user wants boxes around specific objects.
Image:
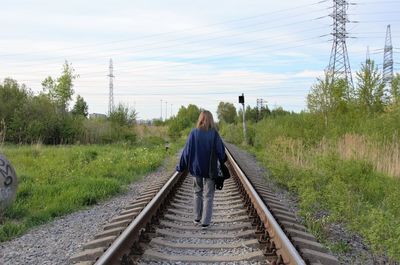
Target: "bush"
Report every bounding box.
[220,123,243,144]
[0,78,138,145]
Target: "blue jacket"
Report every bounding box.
[176,128,226,178]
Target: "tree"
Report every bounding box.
[245,105,257,122]
[217,102,236,124]
[237,104,271,124]
[330,79,350,114]
[42,61,77,112]
[0,78,31,142]
[0,78,30,126]
[271,106,290,117]
[258,105,271,121]
[72,95,88,117]
[23,94,59,143]
[355,59,385,113]
[109,104,137,126]
[307,72,332,126]
[175,104,201,125]
[307,72,351,125]
[167,104,201,139]
[185,104,201,123]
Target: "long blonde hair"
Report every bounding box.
[196,110,215,131]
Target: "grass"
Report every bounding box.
[220,110,400,262]
[0,141,177,242]
[336,134,400,178]
[257,144,400,261]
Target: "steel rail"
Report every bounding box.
[94,171,183,265]
[94,149,305,265]
[226,149,306,265]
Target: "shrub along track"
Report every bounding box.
[71,144,339,265]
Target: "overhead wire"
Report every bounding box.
[0,0,329,59]
[8,37,327,80]
[2,9,329,69]
[2,22,330,76]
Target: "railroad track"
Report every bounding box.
[71,144,339,265]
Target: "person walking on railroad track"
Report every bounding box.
[176,110,226,229]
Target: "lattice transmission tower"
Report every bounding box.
[327,0,354,88]
[108,59,114,115]
[383,24,393,87]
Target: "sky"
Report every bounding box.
[0,0,399,120]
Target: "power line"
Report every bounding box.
[7,5,400,76]
[2,12,328,68]
[355,0,400,4]
[3,30,329,77]
[0,1,328,58]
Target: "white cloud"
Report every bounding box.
[1,0,398,119]
[293,70,324,78]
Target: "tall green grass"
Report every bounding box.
[253,141,400,260]
[0,142,174,242]
[220,109,400,262]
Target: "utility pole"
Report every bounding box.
[383,24,393,88]
[108,59,114,115]
[327,0,354,90]
[238,93,246,142]
[160,99,163,121]
[165,101,168,120]
[170,104,173,117]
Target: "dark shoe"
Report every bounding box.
[193,220,201,225]
[201,224,210,229]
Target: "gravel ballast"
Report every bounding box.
[0,163,173,265]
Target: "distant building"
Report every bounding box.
[136,119,153,125]
[89,113,107,120]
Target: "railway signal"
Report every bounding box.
[238,93,247,143]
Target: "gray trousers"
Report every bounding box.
[193,176,215,225]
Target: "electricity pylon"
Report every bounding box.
[383,24,393,86]
[327,0,354,89]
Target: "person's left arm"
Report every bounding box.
[176,131,193,172]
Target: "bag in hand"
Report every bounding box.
[209,148,230,190]
[209,130,230,190]
[214,162,230,190]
